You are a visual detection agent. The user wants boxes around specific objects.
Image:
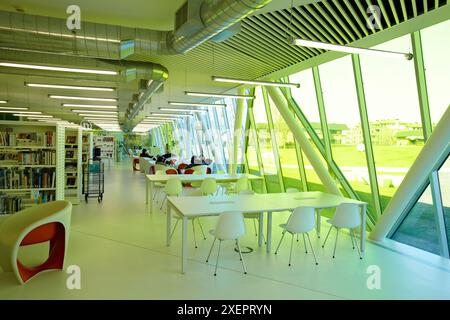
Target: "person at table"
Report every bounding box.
[162,143,174,160]
[185,155,203,169]
[139,148,151,158]
[155,155,166,164]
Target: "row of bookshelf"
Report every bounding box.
[0,149,57,165]
[0,168,56,189]
[0,193,23,215]
[0,131,55,147]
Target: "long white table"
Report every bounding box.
[167,191,367,273]
[146,173,264,213]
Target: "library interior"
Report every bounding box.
[0,0,449,300]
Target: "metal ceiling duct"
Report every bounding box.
[0,0,272,121]
[0,0,272,57]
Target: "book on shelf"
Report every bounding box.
[0,167,56,189]
[0,130,55,147]
[0,150,56,166]
[0,192,23,214]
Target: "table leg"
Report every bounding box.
[146,178,149,205]
[258,212,264,247]
[149,181,154,214]
[316,209,321,238]
[266,212,272,253]
[361,205,366,256]
[182,216,188,274]
[167,202,172,247]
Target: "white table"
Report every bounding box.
[146,173,263,213]
[167,192,367,273]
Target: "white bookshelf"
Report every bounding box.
[64,128,82,205]
[0,121,64,212]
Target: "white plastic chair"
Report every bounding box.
[200,178,217,196]
[160,178,182,211]
[274,206,318,266]
[226,176,248,194]
[321,203,362,259]
[206,212,247,276]
[239,190,265,243]
[170,186,207,248]
[153,170,166,203]
[286,187,300,193]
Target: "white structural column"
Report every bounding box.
[370,107,450,241]
[266,86,341,196]
[230,87,247,174]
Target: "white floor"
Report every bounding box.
[1,160,450,300]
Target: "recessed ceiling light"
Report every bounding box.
[169,101,226,108]
[49,95,117,102]
[150,112,192,117]
[72,110,117,114]
[0,106,28,110]
[62,104,117,109]
[0,110,41,114]
[25,83,115,91]
[159,107,206,113]
[185,91,254,100]
[0,100,8,103]
[0,62,118,75]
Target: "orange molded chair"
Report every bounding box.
[0,201,72,284]
[165,168,178,175]
[183,168,195,187]
[133,157,140,171]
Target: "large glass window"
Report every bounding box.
[252,87,280,192]
[421,20,450,124]
[289,69,323,142]
[319,56,374,211]
[360,35,423,210]
[391,183,441,255]
[268,94,302,191]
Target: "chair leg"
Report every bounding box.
[274,230,286,255]
[160,196,167,211]
[214,240,222,276]
[192,220,198,248]
[236,239,247,274]
[170,219,180,240]
[332,228,339,258]
[351,229,363,260]
[197,218,206,240]
[252,219,257,237]
[350,229,355,249]
[206,238,216,262]
[297,234,299,242]
[288,234,294,266]
[302,233,308,254]
[322,225,333,248]
[306,233,318,265]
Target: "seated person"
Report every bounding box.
[155,155,166,164]
[162,143,174,160]
[185,155,205,169]
[139,148,151,158]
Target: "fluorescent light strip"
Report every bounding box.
[291,39,413,60]
[1,111,41,114]
[0,106,28,110]
[212,76,300,88]
[150,113,192,117]
[0,62,118,75]
[0,100,7,103]
[159,107,206,113]
[20,115,53,118]
[25,83,114,91]
[50,95,117,102]
[169,101,226,108]
[79,115,118,119]
[62,104,117,109]
[185,91,254,100]
[72,110,117,114]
